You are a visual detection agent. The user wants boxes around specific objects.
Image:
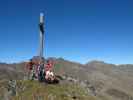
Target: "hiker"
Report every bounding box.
[45,69,55,81]
[38,60,45,82]
[26,59,34,80]
[45,60,55,82]
[26,59,37,80]
[45,60,54,72]
[31,64,37,80]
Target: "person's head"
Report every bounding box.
[47,59,52,64]
[30,59,32,62]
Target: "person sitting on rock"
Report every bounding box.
[45,69,55,81]
[45,60,55,81]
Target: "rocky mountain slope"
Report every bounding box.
[0,58,133,100]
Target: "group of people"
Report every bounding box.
[26,59,55,82]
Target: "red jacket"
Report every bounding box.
[45,63,53,71]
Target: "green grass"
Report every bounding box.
[12,80,97,100]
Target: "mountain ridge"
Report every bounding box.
[0,58,133,100]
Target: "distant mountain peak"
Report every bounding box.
[85,60,105,65]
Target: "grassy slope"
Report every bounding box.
[12,80,98,100]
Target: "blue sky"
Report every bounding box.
[0,0,133,64]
